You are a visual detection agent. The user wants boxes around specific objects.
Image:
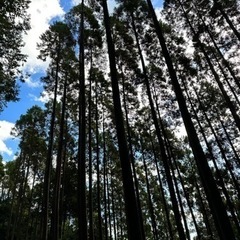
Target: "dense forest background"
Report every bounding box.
[0,0,240,239]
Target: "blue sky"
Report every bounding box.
[0,0,163,162]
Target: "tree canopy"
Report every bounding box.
[0,0,240,239]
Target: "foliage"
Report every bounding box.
[1,0,240,239]
[0,0,30,111]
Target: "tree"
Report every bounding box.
[101,0,143,239]
[146,0,236,239]
[38,21,75,240]
[0,0,30,111]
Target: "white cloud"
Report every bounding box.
[25,76,43,88]
[71,0,80,6]
[0,121,15,156]
[71,0,117,14]
[21,0,65,74]
[155,7,163,20]
[107,0,117,13]
[29,91,50,103]
[29,90,61,104]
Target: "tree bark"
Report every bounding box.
[101,1,143,239]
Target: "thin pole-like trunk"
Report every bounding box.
[25,171,36,240]
[103,128,108,240]
[217,114,240,167]
[77,1,87,239]
[88,49,94,240]
[51,74,68,240]
[141,142,158,240]
[149,137,174,240]
[11,155,29,240]
[152,79,202,239]
[194,87,240,199]
[96,83,103,240]
[110,170,117,240]
[42,48,60,240]
[121,66,145,240]
[59,134,68,240]
[195,180,215,239]
[101,1,143,239]
[106,165,112,240]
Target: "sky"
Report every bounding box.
[0,0,163,162]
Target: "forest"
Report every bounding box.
[0,0,240,239]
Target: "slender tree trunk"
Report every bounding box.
[59,135,68,240]
[106,165,112,240]
[149,136,174,240]
[212,51,240,107]
[103,129,108,240]
[25,171,36,240]
[217,114,240,167]
[121,66,145,240]
[77,1,87,239]
[51,73,68,240]
[110,170,117,240]
[88,49,94,240]
[141,142,158,240]
[96,83,103,240]
[12,155,29,240]
[195,180,215,239]
[42,47,60,240]
[152,79,202,239]
[194,87,240,199]
[101,1,143,239]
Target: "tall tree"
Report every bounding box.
[38,21,74,240]
[145,0,235,239]
[0,0,30,111]
[101,0,143,239]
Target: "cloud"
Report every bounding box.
[71,0,80,5]
[107,0,118,13]
[71,0,117,13]
[25,76,43,88]
[21,0,65,74]
[29,91,49,103]
[0,121,15,156]
[155,7,163,20]
[29,90,61,104]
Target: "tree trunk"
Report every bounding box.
[121,65,146,240]
[51,73,68,240]
[88,49,94,240]
[77,1,87,239]
[101,1,143,239]
[42,46,60,240]
[96,83,103,240]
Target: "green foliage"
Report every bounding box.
[1,0,240,239]
[0,0,30,111]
